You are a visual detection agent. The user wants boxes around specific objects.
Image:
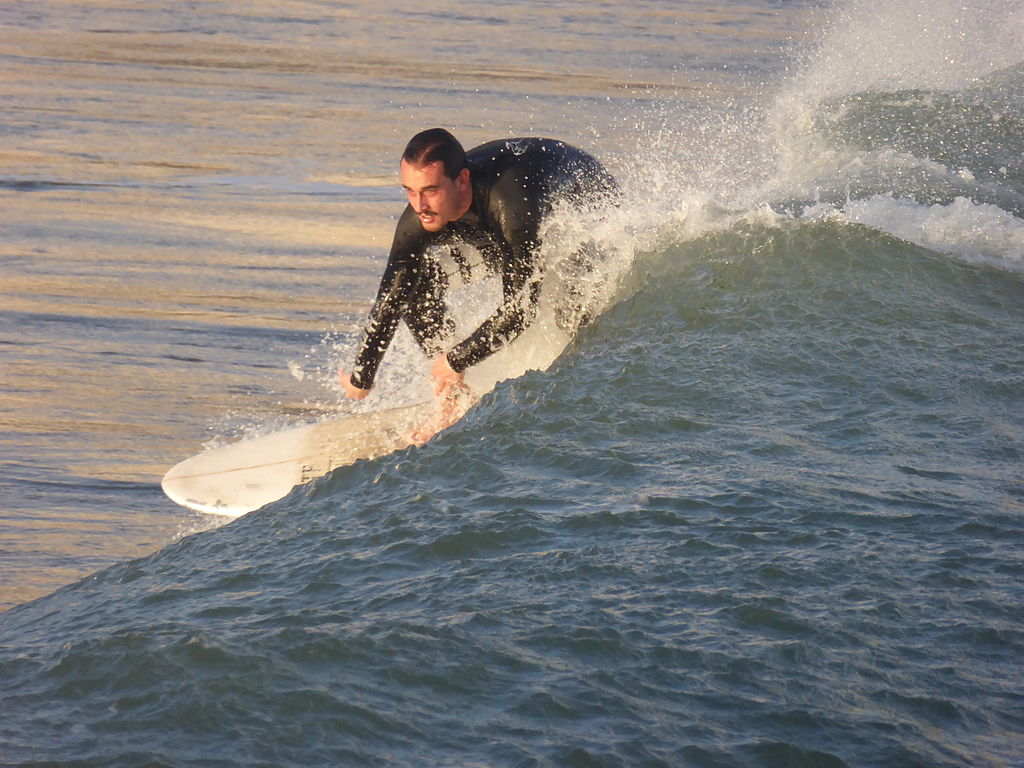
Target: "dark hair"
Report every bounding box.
[402,128,467,180]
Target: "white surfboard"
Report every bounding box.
[161,400,444,516]
[162,303,576,516]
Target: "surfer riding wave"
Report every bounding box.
[339,129,619,414]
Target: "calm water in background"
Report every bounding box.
[2,1,1024,766]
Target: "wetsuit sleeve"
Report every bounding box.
[446,167,542,373]
[349,207,427,390]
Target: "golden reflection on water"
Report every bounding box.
[1,0,810,609]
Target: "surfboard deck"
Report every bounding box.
[161,400,442,516]
[162,315,574,517]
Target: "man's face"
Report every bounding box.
[400,159,470,232]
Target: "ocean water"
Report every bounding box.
[2,1,1023,766]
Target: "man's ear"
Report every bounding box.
[457,168,470,189]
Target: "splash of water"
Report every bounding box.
[610,0,1024,276]
[768,0,1024,202]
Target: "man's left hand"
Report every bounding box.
[431,354,464,397]
[338,369,370,400]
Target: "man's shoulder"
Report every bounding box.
[466,138,572,167]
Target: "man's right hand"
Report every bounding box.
[339,370,370,400]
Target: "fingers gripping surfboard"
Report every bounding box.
[161,401,439,516]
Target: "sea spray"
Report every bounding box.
[807,194,1024,269]
[755,0,1024,272]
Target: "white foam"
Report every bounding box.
[762,0,1024,206]
[805,194,1024,270]
[780,0,1024,106]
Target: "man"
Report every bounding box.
[340,128,617,401]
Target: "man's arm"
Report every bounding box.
[445,250,540,373]
[347,208,428,391]
[445,166,544,373]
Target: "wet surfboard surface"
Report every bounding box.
[162,320,572,516]
[161,400,440,516]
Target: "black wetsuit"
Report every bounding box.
[350,138,616,390]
